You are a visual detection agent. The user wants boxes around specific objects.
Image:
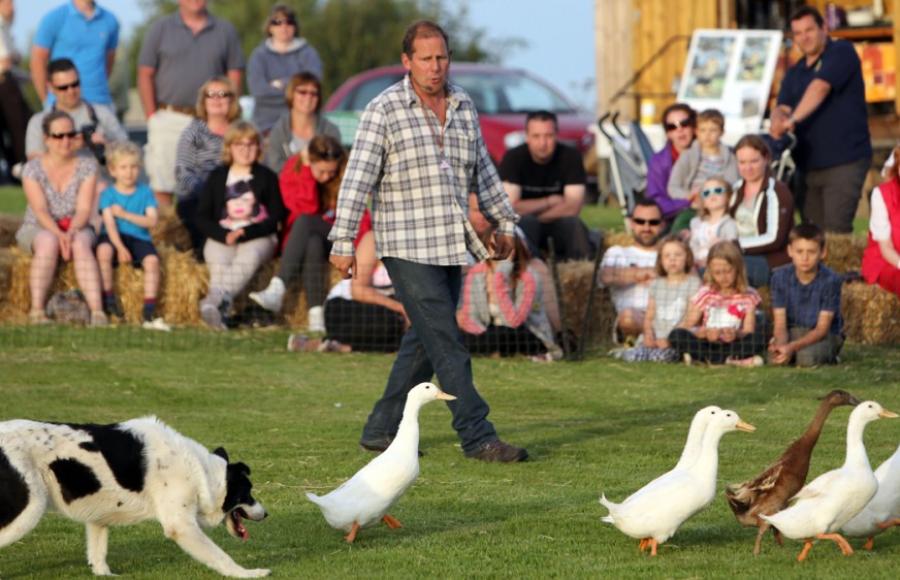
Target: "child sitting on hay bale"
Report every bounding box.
[96,142,170,331]
[862,144,900,296]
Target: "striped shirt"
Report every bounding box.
[329,75,517,265]
[174,119,224,200]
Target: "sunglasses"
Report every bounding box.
[49,131,79,140]
[53,80,81,92]
[270,18,296,26]
[205,90,233,99]
[294,88,320,97]
[663,118,693,132]
[701,186,728,199]
[632,218,662,226]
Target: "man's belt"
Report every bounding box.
[157,103,196,116]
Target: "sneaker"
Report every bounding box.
[10,162,23,180]
[726,355,765,368]
[142,317,171,332]
[89,311,108,327]
[307,305,325,333]
[286,333,321,352]
[28,309,50,325]
[683,353,692,366]
[103,296,124,318]
[317,338,351,353]
[249,277,285,313]
[465,440,529,463]
[200,302,226,331]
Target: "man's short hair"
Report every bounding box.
[789,6,824,27]
[402,20,450,57]
[630,197,662,218]
[789,222,826,248]
[48,58,77,78]
[697,108,725,130]
[525,110,558,130]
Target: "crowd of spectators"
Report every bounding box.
[4,2,899,366]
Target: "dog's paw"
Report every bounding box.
[235,569,271,578]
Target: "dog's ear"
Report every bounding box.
[213,447,229,462]
[234,461,251,476]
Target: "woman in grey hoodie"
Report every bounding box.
[248,4,324,132]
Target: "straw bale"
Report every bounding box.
[155,246,208,325]
[824,233,866,274]
[0,214,22,248]
[0,248,15,307]
[604,231,634,249]
[556,260,615,344]
[151,205,192,251]
[841,282,900,344]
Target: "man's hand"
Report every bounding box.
[330,254,356,279]
[769,342,794,365]
[491,234,515,261]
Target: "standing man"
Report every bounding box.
[329,21,528,463]
[773,5,871,233]
[30,0,119,111]
[0,0,30,180]
[138,0,244,206]
[499,110,593,261]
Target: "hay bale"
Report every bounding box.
[604,231,634,249]
[151,205,192,251]
[155,246,208,325]
[0,214,22,248]
[841,282,900,344]
[0,248,15,307]
[556,260,615,345]
[824,233,866,274]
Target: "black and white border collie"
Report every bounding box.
[0,416,269,577]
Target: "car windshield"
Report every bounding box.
[451,71,576,115]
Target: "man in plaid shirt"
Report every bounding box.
[329,20,527,462]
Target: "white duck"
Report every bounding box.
[600,408,755,556]
[841,442,900,550]
[306,382,455,543]
[760,401,898,562]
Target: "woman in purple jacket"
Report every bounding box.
[646,103,696,222]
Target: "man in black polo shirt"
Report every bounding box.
[500,110,593,260]
[773,5,871,233]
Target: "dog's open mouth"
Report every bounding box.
[229,508,249,541]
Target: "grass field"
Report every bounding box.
[1,327,899,579]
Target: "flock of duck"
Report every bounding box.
[304,384,900,563]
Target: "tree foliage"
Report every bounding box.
[131,0,517,97]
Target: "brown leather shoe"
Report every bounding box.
[465,440,529,463]
[360,437,424,457]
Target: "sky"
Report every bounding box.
[10,0,597,110]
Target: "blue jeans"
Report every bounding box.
[744,255,770,288]
[361,258,497,453]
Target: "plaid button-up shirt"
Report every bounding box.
[329,75,517,265]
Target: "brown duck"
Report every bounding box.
[725,389,861,555]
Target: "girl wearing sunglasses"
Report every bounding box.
[688,177,739,268]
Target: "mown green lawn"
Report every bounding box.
[1,328,898,579]
[0,185,26,215]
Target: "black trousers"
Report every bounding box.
[0,72,30,172]
[518,214,593,261]
[279,214,331,306]
[669,328,766,364]
[324,297,405,352]
[463,325,546,357]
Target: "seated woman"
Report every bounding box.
[250,135,365,332]
[862,144,900,295]
[309,229,408,352]
[174,77,242,258]
[645,103,696,222]
[262,72,341,173]
[669,240,765,366]
[15,111,105,325]
[195,121,286,330]
[457,235,562,360]
[729,134,794,287]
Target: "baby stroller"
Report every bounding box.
[597,112,650,227]
[761,132,797,183]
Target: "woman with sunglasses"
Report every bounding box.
[251,135,364,333]
[195,121,286,330]
[646,103,696,222]
[248,4,323,133]
[263,72,341,174]
[174,77,242,259]
[15,110,105,325]
[728,134,795,287]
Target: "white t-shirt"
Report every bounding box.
[869,186,892,242]
[600,245,658,312]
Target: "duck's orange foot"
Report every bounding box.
[648,538,658,556]
[382,514,403,529]
[344,521,360,543]
[797,540,813,562]
[876,517,900,530]
[817,533,853,556]
[638,538,649,552]
[863,537,874,551]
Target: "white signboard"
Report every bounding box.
[677,29,783,137]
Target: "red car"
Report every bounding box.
[323,63,595,165]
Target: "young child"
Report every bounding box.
[669,240,764,365]
[96,142,170,331]
[688,177,739,268]
[769,223,843,366]
[615,236,701,362]
[668,109,739,232]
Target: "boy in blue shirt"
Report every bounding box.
[96,141,169,330]
[768,223,842,366]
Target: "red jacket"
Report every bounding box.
[862,178,900,285]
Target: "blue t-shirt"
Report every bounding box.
[777,38,871,170]
[99,183,157,241]
[770,263,843,335]
[34,2,119,106]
